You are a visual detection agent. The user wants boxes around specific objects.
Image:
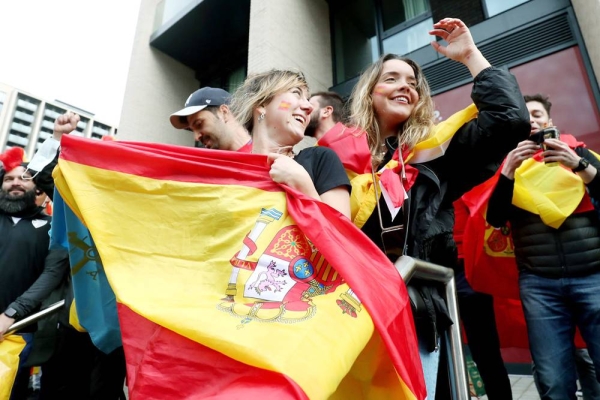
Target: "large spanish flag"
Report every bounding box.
[54,135,425,400]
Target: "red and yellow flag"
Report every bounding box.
[54,136,426,400]
[455,134,596,349]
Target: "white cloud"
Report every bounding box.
[0,0,141,126]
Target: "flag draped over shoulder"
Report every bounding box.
[319,104,478,228]
[50,190,122,353]
[54,135,426,400]
[456,134,598,348]
[0,335,26,400]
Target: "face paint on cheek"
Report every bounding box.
[278,101,291,110]
[373,86,386,96]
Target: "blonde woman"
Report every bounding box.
[230,70,351,218]
[345,18,530,398]
[349,17,529,265]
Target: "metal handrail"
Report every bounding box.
[3,300,66,337]
[394,255,469,400]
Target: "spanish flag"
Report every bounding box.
[54,136,426,399]
[456,134,596,348]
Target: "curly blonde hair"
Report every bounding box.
[230,69,309,132]
[348,54,435,165]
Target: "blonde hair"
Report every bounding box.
[348,54,435,165]
[230,69,309,132]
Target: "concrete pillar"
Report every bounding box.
[571,0,600,85]
[118,0,199,145]
[248,0,333,93]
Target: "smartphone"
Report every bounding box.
[540,127,560,165]
[528,126,560,146]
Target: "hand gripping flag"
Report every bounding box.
[54,135,426,400]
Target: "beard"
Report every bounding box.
[0,187,37,215]
[304,112,320,138]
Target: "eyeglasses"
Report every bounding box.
[372,155,411,260]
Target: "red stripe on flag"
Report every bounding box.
[59,136,281,190]
[119,304,309,400]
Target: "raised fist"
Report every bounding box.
[53,112,80,140]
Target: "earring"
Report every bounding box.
[259,112,265,122]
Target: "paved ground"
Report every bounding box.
[477,374,584,400]
[473,374,539,399]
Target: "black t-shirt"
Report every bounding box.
[294,146,351,195]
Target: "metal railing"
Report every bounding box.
[3,300,65,337]
[395,255,469,400]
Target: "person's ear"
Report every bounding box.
[322,106,333,119]
[548,118,553,127]
[256,105,267,117]
[220,105,230,122]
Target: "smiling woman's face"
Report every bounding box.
[261,86,314,146]
[372,59,420,135]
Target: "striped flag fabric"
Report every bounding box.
[54,135,426,400]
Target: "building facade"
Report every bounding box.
[119,0,600,150]
[0,82,117,160]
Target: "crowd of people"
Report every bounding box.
[1,17,599,400]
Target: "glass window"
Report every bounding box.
[226,66,246,94]
[75,117,89,137]
[484,0,529,17]
[91,122,111,140]
[331,0,378,83]
[7,94,40,149]
[382,17,433,56]
[35,104,67,151]
[381,0,430,31]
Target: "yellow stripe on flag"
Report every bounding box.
[514,158,586,228]
[409,103,478,163]
[0,335,26,400]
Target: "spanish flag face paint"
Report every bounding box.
[278,101,292,110]
[373,85,386,96]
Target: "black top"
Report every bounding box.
[294,146,351,195]
[0,208,54,331]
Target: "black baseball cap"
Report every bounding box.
[169,87,231,129]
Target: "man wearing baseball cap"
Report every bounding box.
[170,87,252,152]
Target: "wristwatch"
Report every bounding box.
[572,157,590,172]
[3,307,19,319]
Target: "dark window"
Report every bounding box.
[330,0,432,84]
[331,0,378,84]
[381,0,430,30]
[483,0,529,18]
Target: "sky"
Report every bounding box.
[0,1,142,126]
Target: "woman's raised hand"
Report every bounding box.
[429,18,491,77]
